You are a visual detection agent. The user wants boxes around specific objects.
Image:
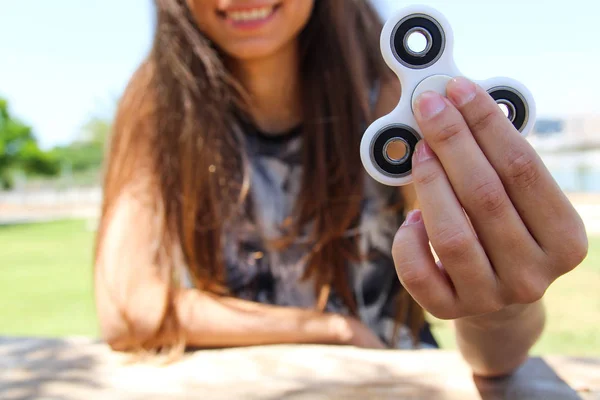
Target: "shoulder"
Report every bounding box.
[110,59,156,156]
[116,59,155,118]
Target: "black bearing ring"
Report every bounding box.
[391,14,446,69]
[371,125,420,177]
[488,87,529,132]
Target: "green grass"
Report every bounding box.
[428,235,600,356]
[0,219,99,337]
[0,219,599,356]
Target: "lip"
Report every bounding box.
[220,2,280,12]
[217,2,282,31]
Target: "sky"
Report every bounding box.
[1,0,599,149]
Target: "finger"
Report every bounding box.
[446,77,586,266]
[410,146,502,314]
[392,209,459,319]
[413,91,542,290]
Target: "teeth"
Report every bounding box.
[227,6,274,22]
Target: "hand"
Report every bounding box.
[331,315,387,349]
[392,77,588,322]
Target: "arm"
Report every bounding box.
[176,287,381,348]
[94,191,380,351]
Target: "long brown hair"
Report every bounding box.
[96,0,424,350]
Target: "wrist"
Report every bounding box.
[324,313,354,345]
[454,301,546,378]
[291,311,347,345]
[456,301,545,332]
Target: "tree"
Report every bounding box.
[78,117,111,146]
[49,116,111,174]
[0,98,60,189]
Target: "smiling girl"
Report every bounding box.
[94,0,587,377]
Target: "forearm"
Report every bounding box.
[175,288,345,348]
[98,272,347,351]
[454,300,545,377]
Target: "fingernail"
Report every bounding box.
[414,140,435,163]
[416,91,447,120]
[447,77,477,107]
[402,210,422,227]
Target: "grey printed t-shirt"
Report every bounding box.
[182,118,438,350]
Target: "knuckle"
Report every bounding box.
[470,108,498,133]
[397,264,430,291]
[413,164,442,186]
[471,297,505,316]
[505,150,541,189]
[432,228,473,262]
[471,180,508,218]
[508,274,548,304]
[555,221,589,270]
[520,287,546,304]
[567,236,589,267]
[432,121,464,145]
[429,305,461,321]
[392,230,408,258]
[457,283,505,316]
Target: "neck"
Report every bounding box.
[227,41,302,134]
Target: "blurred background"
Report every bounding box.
[1,0,598,356]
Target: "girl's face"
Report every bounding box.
[187,0,315,60]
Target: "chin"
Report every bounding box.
[220,40,292,61]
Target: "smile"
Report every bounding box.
[218,4,281,24]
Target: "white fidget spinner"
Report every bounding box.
[360,5,536,186]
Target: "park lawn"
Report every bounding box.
[0,219,599,356]
[0,219,99,338]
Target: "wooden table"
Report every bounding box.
[1,336,598,399]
